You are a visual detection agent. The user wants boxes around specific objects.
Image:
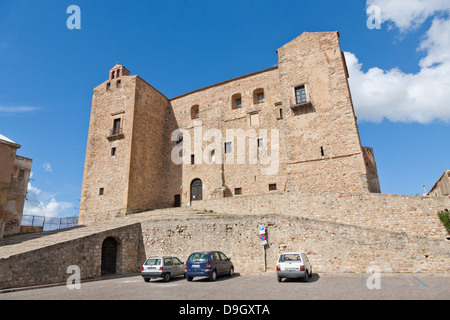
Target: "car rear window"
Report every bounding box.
[144,258,161,266]
[187,253,208,262]
[279,254,301,262]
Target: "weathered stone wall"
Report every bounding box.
[140,213,450,274]
[191,190,450,241]
[0,223,143,289]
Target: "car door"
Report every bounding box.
[219,252,231,273]
[172,257,183,276]
[211,252,224,274]
[163,257,174,275]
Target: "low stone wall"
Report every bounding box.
[191,190,450,241]
[139,214,450,274]
[0,223,143,290]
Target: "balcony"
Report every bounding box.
[107,128,124,141]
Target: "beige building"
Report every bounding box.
[0,134,32,238]
[428,170,450,197]
[79,31,381,224]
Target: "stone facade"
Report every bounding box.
[0,135,32,238]
[428,170,450,197]
[79,31,380,224]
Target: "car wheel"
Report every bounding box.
[228,267,234,277]
[186,276,193,282]
[163,273,171,282]
[303,272,309,282]
[209,270,217,281]
[277,276,282,283]
[144,278,150,283]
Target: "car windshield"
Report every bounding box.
[187,253,208,263]
[279,254,301,262]
[144,258,161,266]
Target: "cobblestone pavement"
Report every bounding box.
[1,273,449,300]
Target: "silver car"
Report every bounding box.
[276,252,312,282]
[141,256,185,282]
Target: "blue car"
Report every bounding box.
[185,251,234,281]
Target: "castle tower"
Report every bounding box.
[79,64,170,224]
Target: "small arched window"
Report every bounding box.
[191,105,200,119]
[253,88,264,104]
[232,93,242,109]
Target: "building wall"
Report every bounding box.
[79,72,137,224]
[3,156,32,236]
[0,142,19,238]
[0,140,31,238]
[80,31,380,223]
[428,170,450,197]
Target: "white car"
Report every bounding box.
[141,256,185,282]
[276,252,312,282]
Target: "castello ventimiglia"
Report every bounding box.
[79,31,381,224]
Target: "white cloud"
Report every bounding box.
[42,162,52,172]
[345,3,450,124]
[24,174,73,218]
[367,0,450,31]
[0,106,40,113]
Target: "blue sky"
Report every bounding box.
[0,0,449,218]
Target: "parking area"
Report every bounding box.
[1,273,449,300]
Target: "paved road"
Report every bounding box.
[1,273,449,300]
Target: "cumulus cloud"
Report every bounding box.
[24,173,73,218]
[346,2,450,124]
[366,0,450,32]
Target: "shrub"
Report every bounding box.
[438,210,450,233]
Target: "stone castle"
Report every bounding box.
[1,32,449,290]
[79,32,380,224]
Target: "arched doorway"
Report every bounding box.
[190,179,203,202]
[101,237,118,275]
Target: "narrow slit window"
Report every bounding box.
[111,147,116,156]
[225,142,232,154]
[113,118,121,135]
[99,188,104,196]
[320,147,325,157]
[191,154,195,165]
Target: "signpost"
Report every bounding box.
[259,225,267,272]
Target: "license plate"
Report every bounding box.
[285,268,298,271]
[192,265,200,268]
[147,267,156,270]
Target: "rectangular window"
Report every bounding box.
[279,108,283,119]
[295,85,307,104]
[191,154,195,165]
[258,138,264,148]
[225,142,232,154]
[99,188,104,196]
[111,147,116,156]
[18,169,25,179]
[234,188,242,195]
[113,118,121,135]
[269,183,277,191]
[116,80,121,88]
[106,83,111,91]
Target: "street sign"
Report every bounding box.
[259,225,265,234]
[260,234,266,241]
[260,240,267,246]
